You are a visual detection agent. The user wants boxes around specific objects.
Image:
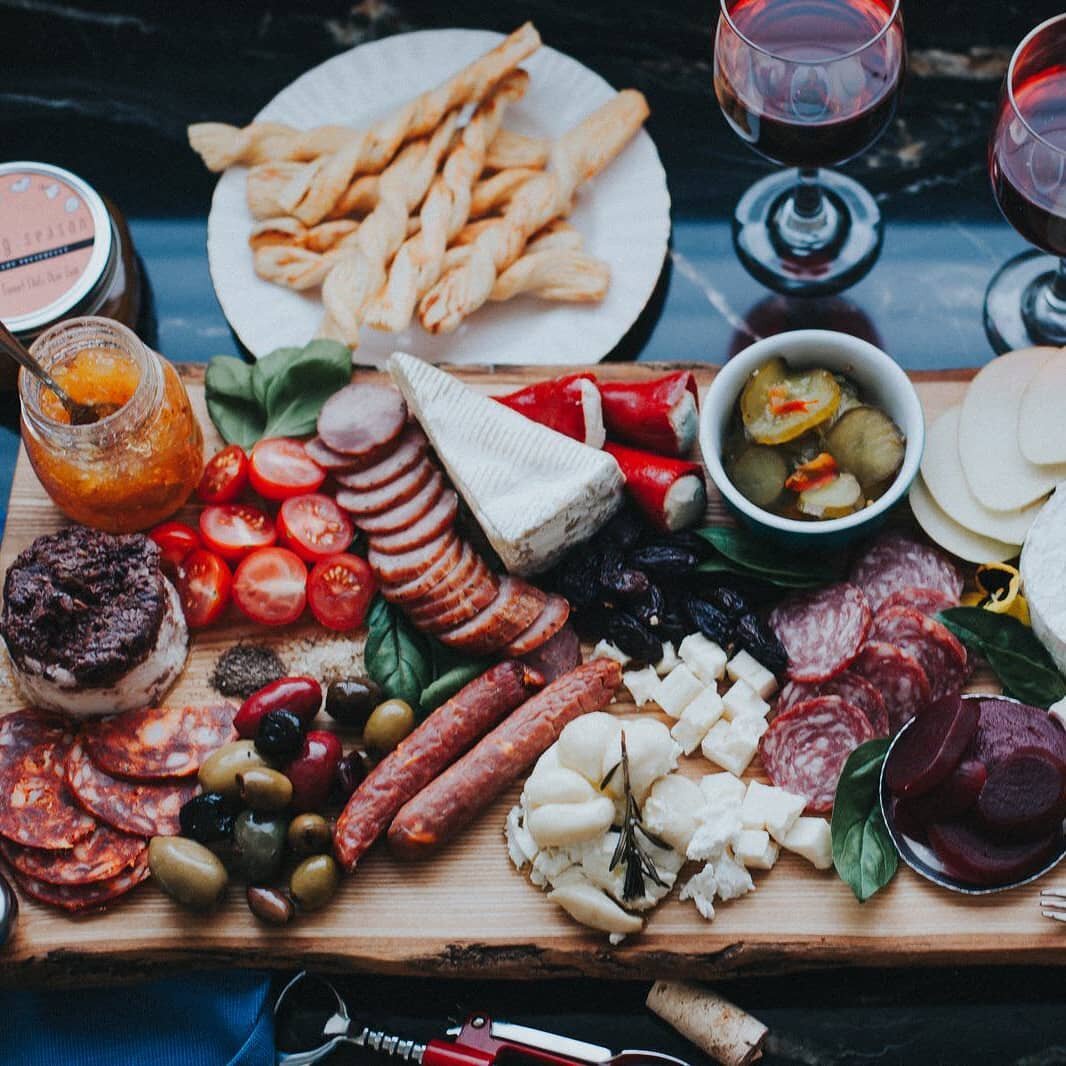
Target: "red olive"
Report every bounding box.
[234,676,323,740]
[285,731,343,813]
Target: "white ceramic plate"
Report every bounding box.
[206,28,670,366]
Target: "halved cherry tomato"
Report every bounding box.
[149,521,202,573]
[248,438,326,501]
[277,494,355,563]
[199,503,276,562]
[197,444,249,504]
[176,549,232,628]
[232,546,308,626]
[307,553,376,631]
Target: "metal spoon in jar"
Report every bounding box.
[0,318,121,425]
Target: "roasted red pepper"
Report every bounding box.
[784,452,838,493]
[597,371,699,456]
[603,440,706,532]
[494,373,605,446]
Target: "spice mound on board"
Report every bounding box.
[211,643,286,699]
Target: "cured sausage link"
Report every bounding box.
[387,659,623,860]
[333,661,542,871]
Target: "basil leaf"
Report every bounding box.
[364,597,432,713]
[205,356,263,448]
[263,351,353,439]
[938,607,1066,707]
[695,554,824,589]
[251,346,302,408]
[696,527,843,587]
[206,355,256,401]
[831,737,898,903]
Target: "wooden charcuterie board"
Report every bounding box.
[0,362,1058,989]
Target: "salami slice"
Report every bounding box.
[869,606,968,703]
[851,641,932,732]
[355,471,444,535]
[83,704,237,781]
[366,490,458,555]
[759,695,876,813]
[768,582,871,683]
[504,595,571,656]
[877,587,956,619]
[317,383,407,459]
[0,825,144,885]
[0,709,70,762]
[849,532,963,611]
[66,740,197,837]
[0,739,96,850]
[6,854,148,913]
[334,426,427,492]
[775,671,889,736]
[335,458,434,517]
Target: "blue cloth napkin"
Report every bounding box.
[2,970,274,1066]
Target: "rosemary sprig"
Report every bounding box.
[608,731,668,901]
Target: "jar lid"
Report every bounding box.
[0,162,113,335]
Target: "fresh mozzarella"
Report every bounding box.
[548,872,644,936]
[670,687,725,754]
[601,717,679,805]
[910,475,1020,564]
[573,830,682,911]
[505,806,539,868]
[1021,486,1066,674]
[557,713,622,785]
[655,664,704,718]
[725,650,778,700]
[388,352,623,574]
[526,798,616,848]
[733,829,779,870]
[781,817,834,870]
[699,772,747,810]
[678,633,727,684]
[523,767,600,809]
[622,665,661,708]
[721,679,771,722]
[642,773,704,853]
[740,781,806,843]
[1019,352,1066,465]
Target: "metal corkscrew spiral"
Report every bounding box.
[353,1026,428,1063]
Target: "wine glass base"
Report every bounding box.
[733,168,883,297]
[984,249,1066,353]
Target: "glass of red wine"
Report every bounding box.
[985,13,1066,352]
[714,0,905,295]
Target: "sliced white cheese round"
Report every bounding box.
[958,347,1066,511]
[1019,350,1066,465]
[909,475,1019,564]
[922,405,1043,544]
[1020,485,1066,675]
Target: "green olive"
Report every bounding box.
[362,699,415,756]
[199,741,270,801]
[287,813,332,857]
[290,854,340,912]
[237,767,293,812]
[232,810,288,884]
[148,836,228,911]
[246,885,295,926]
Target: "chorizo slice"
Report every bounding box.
[437,576,547,655]
[333,661,542,871]
[335,457,434,517]
[504,594,571,656]
[368,530,459,587]
[367,490,458,556]
[317,383,407,459]
[382,537,465,604]
[387,658,623,859]
[0,709,70,763]
[5,853,149,913]
[354,471,444,535]
[0,824,144,885]
[335,426,428,492]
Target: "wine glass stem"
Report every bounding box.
[1049,259,1066,312]
[793,168,825,221]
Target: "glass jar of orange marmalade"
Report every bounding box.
[20,317,203,532]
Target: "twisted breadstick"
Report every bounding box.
[418,89,648,333]
[189,122,354,173]
[363,71,529,334]
[484,128,550,171]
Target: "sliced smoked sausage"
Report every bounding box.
[437,576,546,655]
[316,383,407,459]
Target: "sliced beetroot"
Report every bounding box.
[976,747,1066,841]
[927,819,1061,886]
[316,384,407,459]
[884,691,978,798]
[894,758,988,835]
[970,698,1066,770]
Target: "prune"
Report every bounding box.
[572,603,612,641]
[606,567,650,602]
[652,606,690,645]
[554,551,604,609]
[605,612,663,664]
[652,529,711,559]
[631,583,665,628]
[686,596,735,646]
[599,504,644,550]
[627,545,698,578]
[734,612,788,675]
[708,587,750,619]
[598,545,625,590]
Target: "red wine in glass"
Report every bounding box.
[984,14,1066,351]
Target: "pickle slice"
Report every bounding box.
[740,360,841,446]
[825,405,905,492]
[728,445,788,509]
[797,473,863,519]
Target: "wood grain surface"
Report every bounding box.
[1,362,1058,989]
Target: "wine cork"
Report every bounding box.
[646,980,768,1066]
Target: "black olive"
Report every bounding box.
[599,504,644,551]
[179,792,236,843]
[333,749,371,801]
[553,551,604,610]
[605,612,663,664]
[708,586,750,619]
[255,709,306,760]
[324,677,381,729]
[734,612,788,675]
[627,545,699,579]
[685,596,735,646]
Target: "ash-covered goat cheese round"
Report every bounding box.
[1,526,188,717]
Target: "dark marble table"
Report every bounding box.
[2,1,1064,1062]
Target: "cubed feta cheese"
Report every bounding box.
[655,664,704,718]
[699,772,747,810]
[740,780,806,843]
[721,679,771,722]
[670,687,725,754]
[733,828,779,870]
[505,806,538,869]
[622,665,661,708]
[678,633,728,684]
[782,817,833,870]
[702,718,762,776]
[726,649,779,700]
[679,864,718,920]
[592,640,630,667]
[655,642,680,676]
[1050,696,1066,730]
[686,805,741,861]
[642,773,704,853]
[714,850,755,900]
